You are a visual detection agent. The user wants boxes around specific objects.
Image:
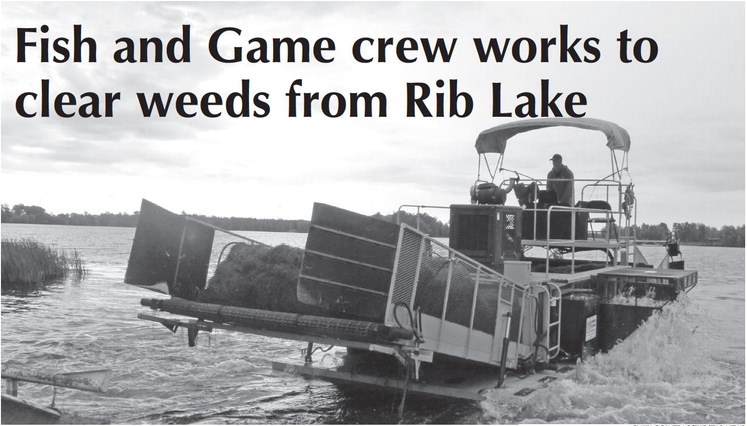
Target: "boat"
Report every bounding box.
[1,366,111,424]
[126,118,697,406]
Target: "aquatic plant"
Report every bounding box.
[1,238,88,292]
[198,243,320,314]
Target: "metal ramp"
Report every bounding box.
[129,201,566,400]
[385,224,536,368]
[125,199,267,299]
[295,204,546,369]
[296,203,400,323]
[127,201,559,371]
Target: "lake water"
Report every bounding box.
[1,223,744,424]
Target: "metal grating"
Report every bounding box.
[390,228,422,305]
[453,214,489,251]
[505,213,515,230]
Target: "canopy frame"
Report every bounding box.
[475,118,631,155]
[474,118,631,184]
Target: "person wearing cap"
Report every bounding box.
[547,154,574,206]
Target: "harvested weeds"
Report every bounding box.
[199,243,318,314]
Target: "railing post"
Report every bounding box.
[5,378,18,396]
[436,254,455,353]
[411,236,426,308]
[464,268,482,359]
[491,279,505,361]
[172,220,188,292]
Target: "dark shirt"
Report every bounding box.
[547,165,574,205]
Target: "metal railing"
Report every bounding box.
[384,224,533,367]
[534,282,562,359]
[396,204,450,232]
[506,176,637,276]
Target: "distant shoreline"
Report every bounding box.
[1,205,449,238]
[2,204,743,247]
[3,220,744,249]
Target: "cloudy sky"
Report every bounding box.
[1,2,744,227]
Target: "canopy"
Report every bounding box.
[474,118,631,154]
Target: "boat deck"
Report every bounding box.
[531,265,630,286]
[524,239,632,250]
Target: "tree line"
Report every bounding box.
[2,203,743,246]
[0,204,450,237]
[623,222,745,247]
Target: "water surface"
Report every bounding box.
[1,224,744,423]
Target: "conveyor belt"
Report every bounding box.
[141,298,414,343]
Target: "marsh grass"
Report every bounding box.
[1,238,88,292]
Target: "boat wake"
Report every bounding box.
[607,286,662,307]
[480,296,745,423]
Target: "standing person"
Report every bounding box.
[547,154,574,206]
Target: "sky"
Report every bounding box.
[1,1,744,227]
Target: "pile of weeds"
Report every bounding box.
[199,243,319,314]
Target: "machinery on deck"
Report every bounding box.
[126,118,697,404]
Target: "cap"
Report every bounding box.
[550,154,562,161]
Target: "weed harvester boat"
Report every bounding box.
[126,118,697,403]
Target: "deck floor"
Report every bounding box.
[531,265,630,286]
[524,239,631,250]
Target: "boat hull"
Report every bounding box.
[598,303,659,351]
[1,395,61,425]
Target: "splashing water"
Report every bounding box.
[608,286,663,307]
[481,296,745,423]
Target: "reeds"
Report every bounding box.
[1,238,88,292]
